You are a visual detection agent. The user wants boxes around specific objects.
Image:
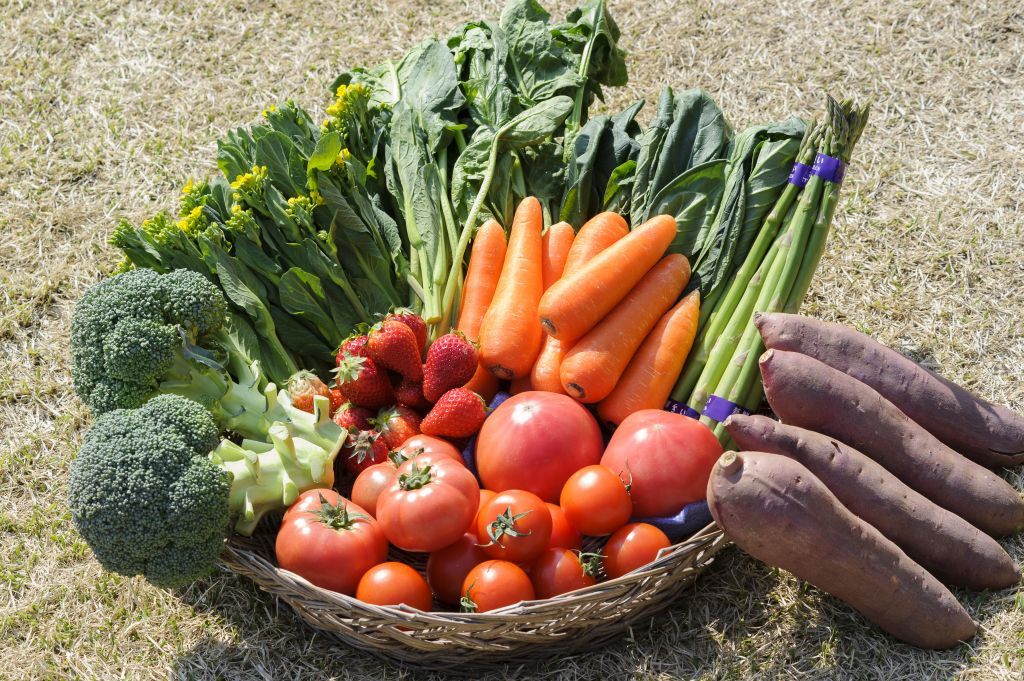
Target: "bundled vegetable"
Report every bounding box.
[669,98,870,445]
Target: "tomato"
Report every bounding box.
[530,548,598,599]
[545,503,582,550]
[476,490,551,563]
[393,434,464,465]
[560,465,632,536]
[600,410,723,517]
[275,489,387,595]
[461,560,534,612]
[426,533,487,605]
[356,562,433,611]
[376,455,479,552]
[475,391,603,502]
[602,522,671,579]
[471,489,497,532]
[351,462,395,517]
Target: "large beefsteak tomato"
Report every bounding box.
[600,410,722,517]
[275,489,387,595]
[475,391,603,502]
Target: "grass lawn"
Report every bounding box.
[1,0,1022,678]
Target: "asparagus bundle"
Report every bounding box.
[668,97,870,445]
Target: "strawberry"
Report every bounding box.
[420,388,488,438]
[374,405,422,449]
[336,332,370,366]
[328,387,346,416]
[423,330,478,402]
[385,308,427,358]
[334,354,395,410]
[332,402,374,431]
[367,320,423,380]
[394,376,432,412]
[340,428,390,476]
[286,371,331,413]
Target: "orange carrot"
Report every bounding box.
[509,375,533,395]
[457,219,507,341]
[559,254,691,403]
[464,363,500,403]
[538,214,678,342]
[597,290,701,426]
[478,198,545,379]
[541,221,575,291]
[530,213,629,394]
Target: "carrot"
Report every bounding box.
[478,198,545,379]
[464,363,500,403]
[531,213,629,394]
[457,219,507,341]
[538,214,677,342]
[541,222,575,291]
[597,290,701,426]
[509,375,533,395]
[560,254,690,403]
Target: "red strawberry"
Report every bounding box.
[423,330,478,402]
[367,320,423,380]
[340,429,390,476]
[394,376,432,412]
[374,405,422,449]
[334,354,395,410]
[332,402,374,431]
[328,387,346,416]
[287,371,331,413]
[336,333,370,366]
[385,308,427,358]
[420,388,487,438]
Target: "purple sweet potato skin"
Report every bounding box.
[725,415,1020,590]
[756,312,1024,467]
[760,349,1024,537]
[707,451,978,649]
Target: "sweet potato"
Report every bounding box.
[756,312,1024,467]
[707,451,978,649]
[760,349,1024,537]
[725,415,1020,590]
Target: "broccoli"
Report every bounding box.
[69,392,346,587]
[71,268,270,439]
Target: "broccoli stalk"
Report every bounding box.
[69,392,346,588]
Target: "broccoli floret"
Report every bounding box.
[69,393,347,587]
[71,268,268,438]
[68,395,229,588]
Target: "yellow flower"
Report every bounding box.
[232,204,242,214]
[176,206,206,236]
[335,148,351,165]
[230,165,268,192]
[181,179,194,195]
[261,104,278,118]
[310,189,324,205]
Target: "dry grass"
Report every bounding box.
[2,0,1022,678]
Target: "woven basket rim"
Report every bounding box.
[222,521,725,620]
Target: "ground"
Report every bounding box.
[1,0,1022,679]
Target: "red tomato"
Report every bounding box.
[545,503,582,550]
[560,465,632,536]
[600,410,723,517]
[475,391,603,502]
[476,490,552,563]
[376,456,479,552]
[393,434,464,465]
[471,489,498,532]
[275,489,387,595]
[461,560,534,612]
[426,533,487,605]
[530,548,598,599]
[603,522,671,579]
[356,562,433,611]
[351,462,395,517]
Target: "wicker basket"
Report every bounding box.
[220,520,729,671]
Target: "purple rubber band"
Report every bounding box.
[787,162,812,187]
[701,394,750,423]
[664,398,701,420]
[812,153,845,184]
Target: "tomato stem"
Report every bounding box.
[314,493,367,531]
[480,505,533,547]
[397,461,433,490]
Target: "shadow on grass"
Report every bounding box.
[169,546,990,681]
